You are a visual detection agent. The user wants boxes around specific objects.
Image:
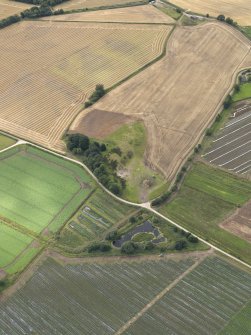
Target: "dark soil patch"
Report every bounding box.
[70,109,137,139]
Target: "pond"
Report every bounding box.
[113,220,165,247]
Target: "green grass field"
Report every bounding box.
[0,145,95,234]
[104,122,166,202]
[232,82,251,101]
[0,134,16,150]
[160,162,251,264]
[220,300,251,334]
[0,222,33,268]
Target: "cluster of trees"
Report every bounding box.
[87,242,111,253]
[67,133,125,195]
[15,0,67,6]
[217,14,237,26]
[21,5,53,18]
[84,84,106,108]
[0,14,21,29]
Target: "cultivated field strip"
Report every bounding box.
[0,145,94,234]
[124,257,251,335]
[204,112,251,175]
[45,5,174,24]
[0,258,195,334]
[168,0,251,26]
[0,21,170,150]
[0,0,30,20]
[72,23,251,179]
[55,0,146,10]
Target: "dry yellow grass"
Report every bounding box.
[0,21,171,150]
[170,0,251,26]
[71,22,251,180]
[0,0,30,19]
[55,0,145,11]
[45,4,174,23]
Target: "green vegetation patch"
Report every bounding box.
[232,82,251,102]
[220,300,251,335]
[104,121,166,202]
[0,222,33,268]
[0,145,94,234]
[59,189,135,248]
[160,163,251,264]
[241,26,251,40]
[0,134,16,150]
[184,162,251,205]
[157,5,181,20]
[132,232,153,242]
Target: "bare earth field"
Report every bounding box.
[71,22,251,180]
[45,5,174,23]
[70,109,136,138]
[55,0,146,11]
[169,0,251,26]
[221,200,251,243]
[0,0,30,20]
[0,21,171,151]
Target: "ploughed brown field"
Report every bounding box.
[221,201,251,243]
[45,5,174,24]
[169,0,251,26]
[71,22,251,180]
[0,0,30,19]
[0,21,171,151]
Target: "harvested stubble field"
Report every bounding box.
[72,22,251,180]
[1,255,251,334]
[0,0,30,20]
[0,145,94,234]
[55,0,146,10]
[46,5,174,23]
[0,21,171,151]
[169,0,251,26]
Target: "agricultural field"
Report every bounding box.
[60,189,135,246]
[0,144,94,235]
[169,0,251,25]
[203,80,251,177]
[0,21,171,151]
[0,133,16,150]
[72,22,251,180]
[204,110,251,176]
[55,0,146,11]
[125,257,251,335]
[221,200,251,244]
[160,162,251,264]
[0,0,30,20]
[1,255,251,334]
[0,222,33,268]
[46,5,174,23]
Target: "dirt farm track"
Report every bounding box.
[72,22,251,180]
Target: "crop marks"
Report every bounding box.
[72,22,251,180]
[0,21,171,151]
